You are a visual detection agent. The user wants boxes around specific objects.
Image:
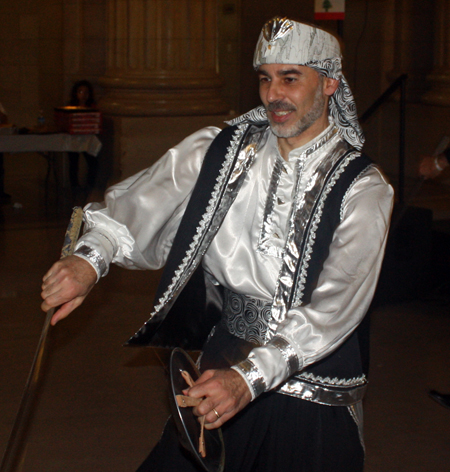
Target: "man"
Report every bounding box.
[41,18,394,471]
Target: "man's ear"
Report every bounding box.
[323,77,339,96]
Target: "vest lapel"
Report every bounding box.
[127,122,268,347]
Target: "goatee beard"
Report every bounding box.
[266,86,326,139]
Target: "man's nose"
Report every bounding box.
[266,81,284,103]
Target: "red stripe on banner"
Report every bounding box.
[314,12,345,20]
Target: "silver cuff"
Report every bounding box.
[268,335,300,376]
[233,358,266,399]
[74,244,108,280]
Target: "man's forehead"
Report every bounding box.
[257,64,317,75]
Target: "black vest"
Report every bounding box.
[126,124,373,384]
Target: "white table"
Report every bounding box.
[0,133,102,156]
[0,133,102,205]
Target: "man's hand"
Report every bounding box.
[419,154,449,179]
[41,255,97,325]
[184,368,252,430]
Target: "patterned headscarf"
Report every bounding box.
[232,17,364,150]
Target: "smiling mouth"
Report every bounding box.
[267,102,295,121]
[269,109,295,124]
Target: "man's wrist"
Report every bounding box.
[73,245,108,281]
[231,359,266,401]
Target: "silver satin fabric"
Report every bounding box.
[75,123,393,396]
[253,18,341,68]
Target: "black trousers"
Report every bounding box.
[137,391,363,472]
[136,327,364,472]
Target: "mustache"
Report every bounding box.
[266,101,296,112]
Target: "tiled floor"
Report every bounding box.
[1,152,449,471]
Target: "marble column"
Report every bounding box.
[99,0,229,116]
[422,0,450,105]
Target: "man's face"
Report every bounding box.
[258,64,330,143]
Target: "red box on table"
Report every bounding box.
[54,107,102,134]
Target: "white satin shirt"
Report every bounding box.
[76,123,394,397]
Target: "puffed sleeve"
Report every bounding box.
[233,166,394,399]
[74,127,221,279]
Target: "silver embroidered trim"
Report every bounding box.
[222,289,271,345]
[234,358,266,397]
[339,164,373,222]
[277,376,368,406]
[268,130,348,340]
[269,335,300,376]
[303,126,339,159]
[150,124,248,318]
[259,128,339,271]
[297,371,367,387]
[257,156,286,259]
[292,149,360,308]
[74,244,107,279]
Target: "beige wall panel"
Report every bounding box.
[40,4,64,38]
[114,114,232,178]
